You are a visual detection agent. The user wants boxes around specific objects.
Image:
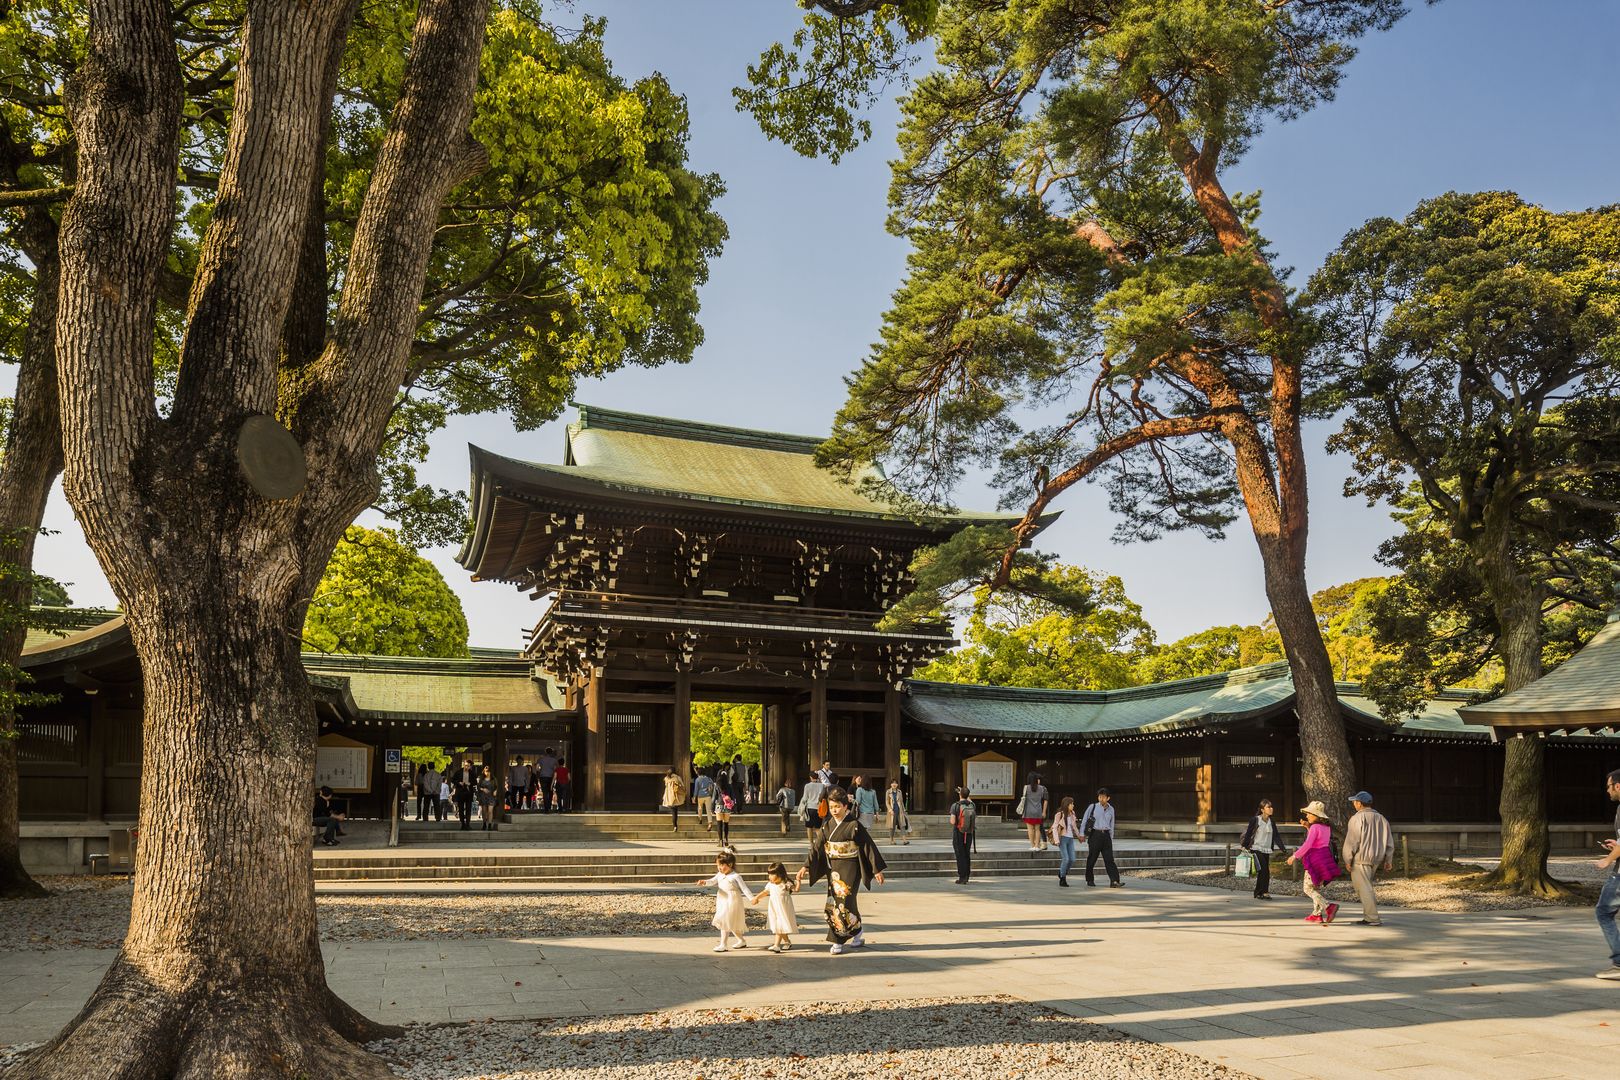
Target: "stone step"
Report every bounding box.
[313,848,1224,883]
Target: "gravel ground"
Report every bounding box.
[0,879,762,951]
[1128,860,1603,911]
[368,997,1252,1080]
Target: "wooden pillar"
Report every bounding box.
[86,695,106,821]
[1282,735,1297,822]
[585,671,607,811]
[942,739,963,808]
[1196,732,1217,825]
[1140,740,1154,822]
[883,687,902,789]
[673,671,692,782]
[492,730,509,819]
[808,678,828,775]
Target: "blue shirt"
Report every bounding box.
[1081,801,1116,833]
[693,775,716,798]
[855,787,880,815]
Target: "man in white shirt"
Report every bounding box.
[1078,787,1122,888]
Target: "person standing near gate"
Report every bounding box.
[1078,787,1122,888]
[795,786,886,955]
[1343,791,1394,925]
[948,786,976,885]
[1239,799,1288,900]
[693,768,718,831]
[537,747,558,812]
[451,759,477,831]
[1594,769,1620,981]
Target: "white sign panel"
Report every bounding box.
[964,758,1015,799]
[384,749,402,774]
[316,746,370,792]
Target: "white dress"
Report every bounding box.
[763,881,799,935]
[702,871,753,936]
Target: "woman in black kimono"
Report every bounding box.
[795,786,886,955]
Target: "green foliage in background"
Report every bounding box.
[690,702,763,769]
[302,526,470,659]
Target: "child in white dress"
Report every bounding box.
[750,860,800,953]
[695,849,752,952]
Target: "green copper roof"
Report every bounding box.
[470,405,1032,526]
[902,663,1616,742]
[300,653,563,720]
[1458,619,1620,730]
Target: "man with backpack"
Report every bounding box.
[692,768,717,831]
[774,779,798,834]
[949,786,977,884]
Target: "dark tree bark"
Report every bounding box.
[1472,515,1570,897]
[8,0,491,1075]
[0,146,66,902]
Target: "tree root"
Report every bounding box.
[3,958,399,1080]
[1458,868,1589,902]
[0,857,48,900]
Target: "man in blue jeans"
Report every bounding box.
[1596,769,1620,981]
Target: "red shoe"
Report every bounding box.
[1304,914,1321,923]
[1322,903,1339,925]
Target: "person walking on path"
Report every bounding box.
[1594,769,1620,980]
[800,772,827,839]
[949,786,977,885]
[476,765,500,831]
[816,760,837,788]
[773,780,797,834]
[536,748,558,812]
[713,785,736,848]
[451,760,477,831]
[1344,791,1394,925]
[853,776,880,829]
[796,786,887,955]
[661,768,688,831]
[1051,797,1079,887]
[885,778,910,845]
[696,849,753,953]
[747,761,762,805]
[417,763,439,821]
[553,758,571,812]
[1239,799,1289,900]
[1287,800,1345,925]
[750,860,801,952]
[1018,773,1050,851]
[692,769,717,830]
[1079,788,1122,887]
[505,758,526,814]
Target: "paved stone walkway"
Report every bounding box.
[2,875,1615,1079]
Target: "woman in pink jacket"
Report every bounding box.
[1286,800,1343,925]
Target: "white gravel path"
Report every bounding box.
[367,998,1253,1080]
[0,879,763,951]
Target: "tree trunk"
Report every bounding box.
[1473,530,1569,897]
[0,206,64,901]
[10,590,400,1079]
[1259,539,1358,825]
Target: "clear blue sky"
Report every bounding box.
[26,0,1620,648]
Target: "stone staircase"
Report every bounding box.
[320,841,1222,889]
[393,811,1069,845]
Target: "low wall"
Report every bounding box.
[1117,820,1611,855]
[21,819,392,876]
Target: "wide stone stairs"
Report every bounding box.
[319,812,1226,885]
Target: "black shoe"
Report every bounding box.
[1256,894,1272,900]
[1109,881,1123,888]
[1085,881,1096,887]
[1059,877,1069,887]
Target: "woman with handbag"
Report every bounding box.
[1051,796,1079,887]
[1017,772,1049,851]
[1239,798,1288,900]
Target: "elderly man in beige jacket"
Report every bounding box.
[1344,791,1394,925]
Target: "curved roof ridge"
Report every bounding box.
[572,403,825,455]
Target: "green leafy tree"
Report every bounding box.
[301,525,470,658]
[775,0,1408,821]
[1133,624,1283,684]
[690,702,763,768]
[1309,191,1620,896]
[918,565,1155,689]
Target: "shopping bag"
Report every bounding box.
[1234,851,1255,879]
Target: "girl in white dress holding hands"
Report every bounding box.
[696,849,752,952]
[750,860,800,952]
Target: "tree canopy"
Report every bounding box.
[690,702,763,768]
[301,525,470,658]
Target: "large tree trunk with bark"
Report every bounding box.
[0,205,64,901]
[16,591,399,1079]
[9,0,492,1074]
[1473,525,1569,897]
